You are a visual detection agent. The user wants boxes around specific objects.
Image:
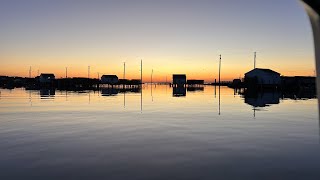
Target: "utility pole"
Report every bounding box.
[29,66,31,78]
[37,69,39,76]
[97,72,100,80]
[141,60,143,84]
[88,66,90,79]
[254,52,256,69]
[219,55,221,85]
[123,62,126,79]
[66,67,68,78]
[151,69,153,84]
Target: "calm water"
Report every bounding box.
[0,85,319,180]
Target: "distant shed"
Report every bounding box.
[39,73,55,83]
[187,80,204,85]
[245,68,280,87]
[101,75,118,85]
[172,74,186,85]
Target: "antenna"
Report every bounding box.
[29,66,31,78]
[123,62,126,79]
[151,69,153,84]
[141,60,143,84]
[219,55,221,85]
[88,66,90,79]
[254,52,256,69]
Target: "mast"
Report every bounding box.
[29,66,32,78]
[141,60,142,84]
[219,55,221,85]
[123,62,126,79]
[254,52,256,69]
[151,69,153,84]
[88,66,90,79]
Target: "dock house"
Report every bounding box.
[101,75,118,85]
[244,68,281,88]
[172,74,186,86]
[39,73,55,83]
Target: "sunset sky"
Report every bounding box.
[0,0,315,82]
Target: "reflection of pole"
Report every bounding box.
[151,82,153,102]
[124,91,126,108]
[214,79,216,98]
[141,86,142,113]
[29,90,32,106]
[219,55,221,85]
[140,60,143,112]
[218,86,221,115]
[88,91,91,104]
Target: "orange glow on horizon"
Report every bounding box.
[1,54,315,82]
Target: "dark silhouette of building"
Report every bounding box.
[245,68,281,88]
[39,73,55,83]
[187,80,204,86]
[101,75,118,85]
[172,74,186,86]
[281,76,316,91]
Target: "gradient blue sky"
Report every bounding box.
[0,0,315,81]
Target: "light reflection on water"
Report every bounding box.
[0,85,319,180]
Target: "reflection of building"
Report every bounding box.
[101,88,118,96]
[245,68,280,87]
[187,87,204,92]
[173,74,186,85]
[40,88,55,97]
[173,86,186,97]
[101,75,118,85]
[39,73,55,83]
[244,91,280,107]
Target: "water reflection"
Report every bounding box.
[187,86,204,92]
[140,85,143,113]
[21,85,317,113]
[173,86,186,97]
[101,88,118,96]
[40,88,55,99]
[243,91,280,107]
[101,87,141,96]
[240,88,317,117]
[241,88,317,108]
[219,86,221,115]
[0,86,319,180]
